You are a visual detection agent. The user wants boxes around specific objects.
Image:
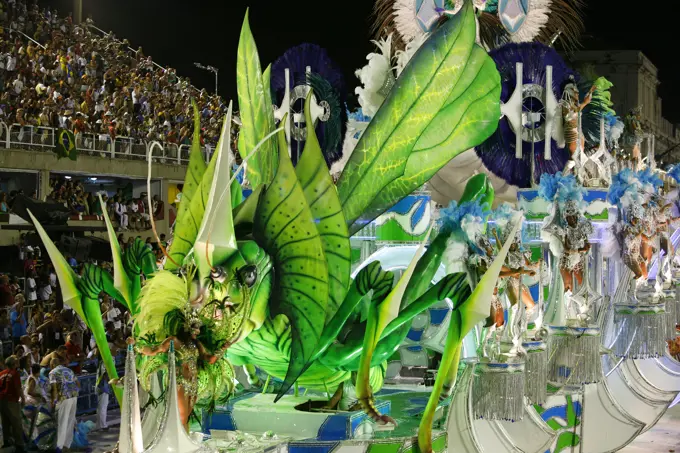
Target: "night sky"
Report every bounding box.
[41,0,680,122]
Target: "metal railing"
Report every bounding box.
[1,123,213,165]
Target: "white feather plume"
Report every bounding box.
[332,119,370,178]
[395,33,429,77]
[393,0,426,43]
[508,0,552,43]
[442,235,469,274]
[355,35,395,117]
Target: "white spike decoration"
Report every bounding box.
[141,373,165,449]
[119,344,144,453]
[194,103,237,279]
[500,62,523,159]
[544,65,561,160]
[142,341,214,453]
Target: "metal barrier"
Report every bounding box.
[1,123,212,165]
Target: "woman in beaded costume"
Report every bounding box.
[130,270,239,431]
[548,200,593,293]
[560,80,596,163]
[654,195,677,285]
[621,204,649,283]
[491,204,539,315]
[539,172,592,293]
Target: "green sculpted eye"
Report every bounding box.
[238,265,258,288]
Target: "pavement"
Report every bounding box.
[0,409,120,453]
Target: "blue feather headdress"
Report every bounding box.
[538,172,587,213]
[438,199,490,236]
[636,167,663,191]
[668,164,680,184]
[607,168,660,215]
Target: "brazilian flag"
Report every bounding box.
[54,129,77,161]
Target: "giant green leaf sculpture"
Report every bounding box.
[295,92,351,319]
[253,126,330,400]
[237,9,278,187]
[336,2,501,233]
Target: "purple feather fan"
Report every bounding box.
[270,43,347,167]
[475,43,577,188]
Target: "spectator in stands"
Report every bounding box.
[0,310,11,340]
[39,276,52,301]
[10,295,26,344]
[16,335,30,356]
[39,314,66,353]
[64,331,83,373]
[26,270,37,302]
[9,276,20,295]
[0,191,8,212]
[49,356,79,453]
[0,356,25,453]
[40,344,67,368]
[48,264,57,289]
[95,347,110,431]
[27,342,40,366]
[114,195,128,230]
[105,320,125,352]
[0,274,14,307]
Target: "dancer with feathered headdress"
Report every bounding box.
[539,172,592,293]
[607,169,657,291]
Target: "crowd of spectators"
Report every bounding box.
[44,177,163,231]
[0,0,230,154]
[0,229,172,451]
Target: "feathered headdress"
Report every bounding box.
[667,164,680,184]
[372,0,585,53]
[538,171,587,215]
[489,202,524,239]
[438,199,490,238]
[607,168,659,220]
[355,35,395,117]
[439,199,491,271]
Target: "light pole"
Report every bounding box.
[194,62,218,95]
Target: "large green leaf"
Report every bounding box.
[418,218,522,453]
[295,92,350,320]
[336,2,501,234]
[237,9,277,188]
[98,195,132,309]
[27,210,85,321]
[166,102,207,270]
[253,127,329,401]
[167,138,220,267]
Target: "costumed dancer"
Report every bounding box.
[653,194,677,287]
[623,107,644,171]
[439,198,501,358]
[131,271,239,431]
[607,169,659,294]
[539,172,593,321]
[560,78,596,170]
[489,204,540,358]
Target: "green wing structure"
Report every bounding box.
[28,211,124,403]
[336,2,501,234]
[237,8,278,188]
[417,218,523,453]
[253,127,330,401]
[295,92,351,320]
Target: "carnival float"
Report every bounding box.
[28,0,680,452]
